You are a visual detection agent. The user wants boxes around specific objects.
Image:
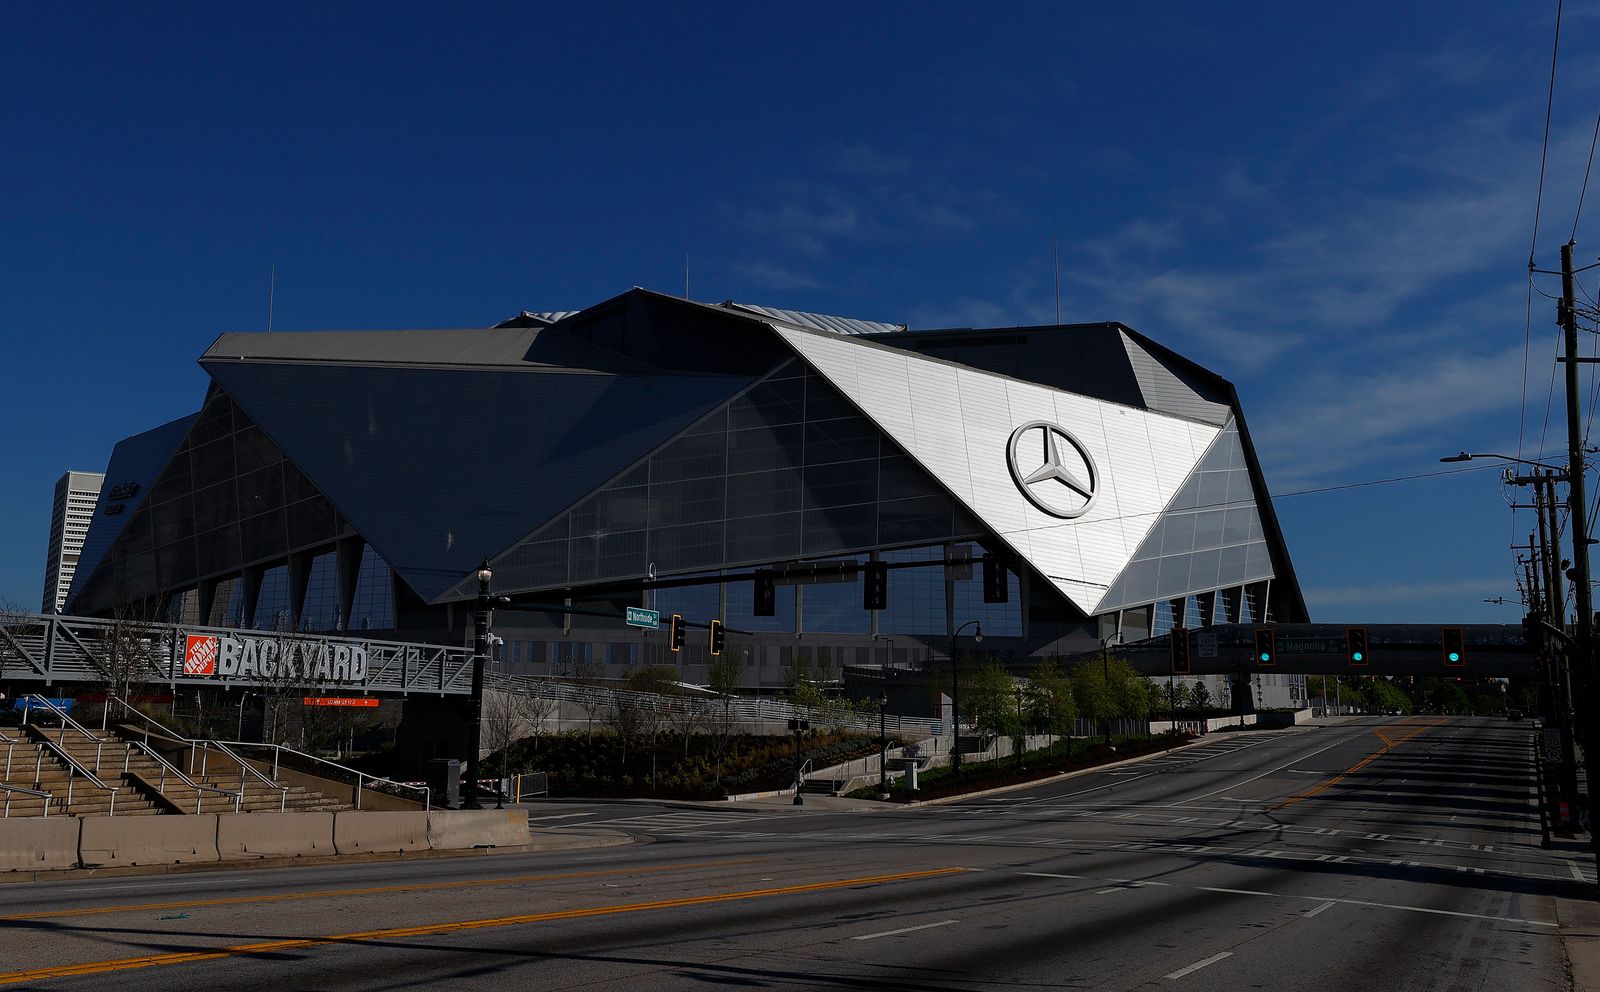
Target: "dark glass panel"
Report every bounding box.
[728,423,803,474]
[802,460,877,511]
[801,504,875,554]
[804,418,879,465]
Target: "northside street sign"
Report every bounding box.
[626,607,661,630]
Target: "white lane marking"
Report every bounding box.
[852,919,960,941]
[1169,733,1368,807]
[1572,865,1586,881]
[526,812,596,821]
[1021,872,1083,879]
[1305,901,1336,918]
[1096,887,1127,894]
[1165,951,1233,979]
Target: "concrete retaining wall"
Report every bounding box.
[2,808,532,872]
[333,810,429,854]
[0,817,81,871]
[217,811,335,860]
[427,809,529,850]
[79,814,220,867]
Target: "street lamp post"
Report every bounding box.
[950,620,983,775]
[878,691,889,798]
[463,560,493,810]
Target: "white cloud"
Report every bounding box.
[1304,578,1509,607]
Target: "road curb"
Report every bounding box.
[903,733,1231,807]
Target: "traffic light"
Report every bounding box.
[982,553,1008,604]
[709,619,725,656]
[1254,627,1276,667]
[1522,613,1544,653]
[1441,627,1465,667]
[863,560,888,611]
[753,570,776,617]
[669,613,685,653]
[1170,627,1192,675]
[1346,626,1369,667]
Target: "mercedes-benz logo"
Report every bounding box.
[1006,421,1098,519]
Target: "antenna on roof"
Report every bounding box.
[684,254,690,300]
[1052,234,1061,325]
[267,263,276,333]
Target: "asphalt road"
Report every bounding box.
[0,717,1589,991]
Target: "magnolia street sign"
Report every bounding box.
[183,632,368,686]
[625,607,660,630]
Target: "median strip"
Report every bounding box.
[0,866,965,986]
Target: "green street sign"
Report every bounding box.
[625,607,660,630]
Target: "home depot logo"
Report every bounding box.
[183,635,218,676]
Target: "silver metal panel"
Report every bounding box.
[727,302,905,336]
[1120,332,1232,426]
[770,326,1220,614]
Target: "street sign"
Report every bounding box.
[1195,632,1218,658]
[625,607,660,629]
[1543,727,1563,765]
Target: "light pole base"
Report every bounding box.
[793,793,804,805]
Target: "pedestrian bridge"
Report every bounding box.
[0,611,474,696]
[1106,623,1538,678]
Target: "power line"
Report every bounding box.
[1573,106,1600,241]
[1529,0,1564,266]
[1269,463,1502,500]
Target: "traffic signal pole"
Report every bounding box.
[1559,241,1599,875]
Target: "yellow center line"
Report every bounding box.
[1272,719,1444,811]
[0,867,965,986]
[0,858,771,922]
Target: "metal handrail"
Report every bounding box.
[104,696,289,811]
[0,782,54,817]
[122,739,242,814]
[35,739,118,815]
[21,694,104,743]
[217,740,430,811]
[20,694,115,774]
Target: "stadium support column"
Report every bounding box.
[1560,241,1598,880]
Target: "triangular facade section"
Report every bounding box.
[65,412,198,613]
[70,389,355,616]
[452,358,990,600]
[767,325,1221,615]
[1093,418,1273,614]
[203,357,758,603]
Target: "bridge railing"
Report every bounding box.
[0,610,475,696]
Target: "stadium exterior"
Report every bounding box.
[67,289,1308,707]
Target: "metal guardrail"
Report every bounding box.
[488,673,945,738]
[217,740,431,811]
[106,696,289,812]
[33,738,119,815]
[121,739,242,814]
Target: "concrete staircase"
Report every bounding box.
[1,725,349,816]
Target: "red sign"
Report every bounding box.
[302,696,379,708]
[184,635,218,676]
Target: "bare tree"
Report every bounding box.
[705,650,743,785]
[481,685,539,778]
[571,657,606,743]
[92,600,164,709]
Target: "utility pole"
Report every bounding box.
[1559,241,1597,872]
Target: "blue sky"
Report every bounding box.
[2,2,1597,624]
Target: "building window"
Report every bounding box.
[254,566,291,631]
[349,546,394,631]
[299,552,341,631]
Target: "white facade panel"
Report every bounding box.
[771,325,1221,615]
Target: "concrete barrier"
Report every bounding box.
[333,810,429,855]
[0,817,81,871]
[217,811,335,860]
[79,814,219,867]
[427,809,529,850]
